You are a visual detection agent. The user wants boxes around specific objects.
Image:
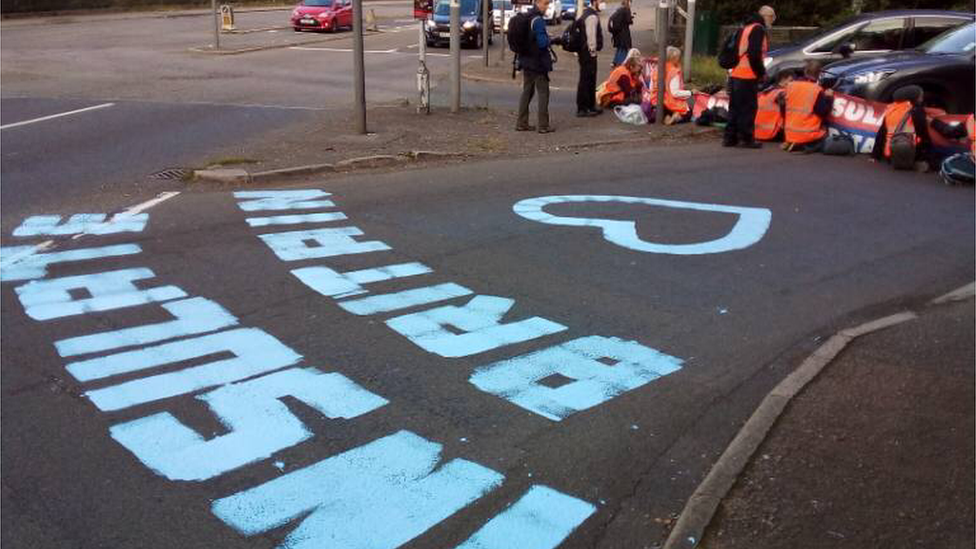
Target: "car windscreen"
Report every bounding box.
[919,22,976,53]
[304,0,334,6]
[492,0,512,9]
[434,0,478,16]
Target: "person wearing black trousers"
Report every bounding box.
[724,5,775,148]
[576,2,604,117]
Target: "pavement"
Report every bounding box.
[676,287,975,549]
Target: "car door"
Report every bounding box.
[338,0,351,28]
[907,16,970,48]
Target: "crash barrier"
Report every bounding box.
[639,57,970,157]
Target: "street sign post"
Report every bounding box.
[655,0,668,124]
[450,0,460,113]
[353,0,367,133]
[415,0,433,113]
[211,0,220,50]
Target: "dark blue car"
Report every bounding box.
[821,22,975,114]
[425,0,493,49]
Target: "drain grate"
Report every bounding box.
[150,168,190,180]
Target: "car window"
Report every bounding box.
[850,17,905,51]
[811,23,861,53]
[910,17,967,48]
[920,22,976,54]
[434,0,478,15]
[304,0,334,6]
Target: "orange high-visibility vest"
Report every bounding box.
[598,65,640,107]
[784,80,827,144]
[881,101,917,158]
[966,113,975,156]
[729,23,767,80]
[754,87,785,141]
[664,62,690,114]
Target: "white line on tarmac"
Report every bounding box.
[290,46,400,53]
[0,103,115,130]
[70,191,182,240]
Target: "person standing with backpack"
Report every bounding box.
[576,1,604,117]
[514,0,556,132]
[722,5,775,148]
[608,0,633,67]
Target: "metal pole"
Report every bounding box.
[352,0,367,133]
[501,8,507,61]
[655,0,667,124]
[418,20,431,113]
[450,0,461,113]
[483,0,490,66]
[682,0,695,79]
[212,0,220,50]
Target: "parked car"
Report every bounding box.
[425,0,493,48]
[821,22,975,113]
[561,0,590,21]
[291,0,353,32]
[764,10,974,81]
[492,0,515,34]
[545,0,562,25]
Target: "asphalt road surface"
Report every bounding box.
[2,5,974,549]
[2,142,973,549]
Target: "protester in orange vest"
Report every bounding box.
[754,71,792,141]
[871,85,934,170]
[723,5,774,149]
[778,60,833,152]
[597,48,643,108]
[662,46,693,125]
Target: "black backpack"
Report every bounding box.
[562,9,601,53]
[889,111,917,170]
[508,12,537,55]
[560,17,583,52]
[717,27,742,69]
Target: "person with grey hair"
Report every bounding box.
[662,45,693,124]
[723,5,775,148]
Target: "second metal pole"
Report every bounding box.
[483,0,490,66]
[655,1,667,124]
[353,0,367,133]
[450,0,461,112]
[682,0,695,80]
[212,0,220,50]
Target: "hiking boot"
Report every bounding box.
[515,124,537,132]
[537,127,555,134]
[722,140,739,147]
[577,110,597,117]
[740,141,762,149]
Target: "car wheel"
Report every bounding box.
[293,26,301,32]
[330,18,338,33]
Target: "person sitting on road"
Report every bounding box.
[597,48,643,108]
[778,60,833,153]
[754,71,792,141]
[661,46,693,125]
[871,85,935,171]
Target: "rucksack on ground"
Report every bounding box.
[940,153,975,185]
[889,112,917,170]
[717,27,741,69]
[508,12,535,55]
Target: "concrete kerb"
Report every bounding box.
[187,29,381,55]
[194,151,468,183]
[656,293,973,549]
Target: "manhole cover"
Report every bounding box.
[150,168,190,180]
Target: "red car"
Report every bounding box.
[291,0,352,32]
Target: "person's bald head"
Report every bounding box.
[759,5,776,27]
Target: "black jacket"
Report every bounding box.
[518,7,553,74]
[609,6,632,50]
[740,13,767,81]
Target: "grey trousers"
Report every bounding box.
[517,70,550,129]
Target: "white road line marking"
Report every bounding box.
[0,103,115,130]
[290,47,400,53]
[70,191,182,240]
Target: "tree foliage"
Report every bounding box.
[698,0,975,25]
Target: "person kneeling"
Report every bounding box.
[779,60,833,153]
[871,85,936,171]
[662,46,693,125]
[597,48,643,109]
